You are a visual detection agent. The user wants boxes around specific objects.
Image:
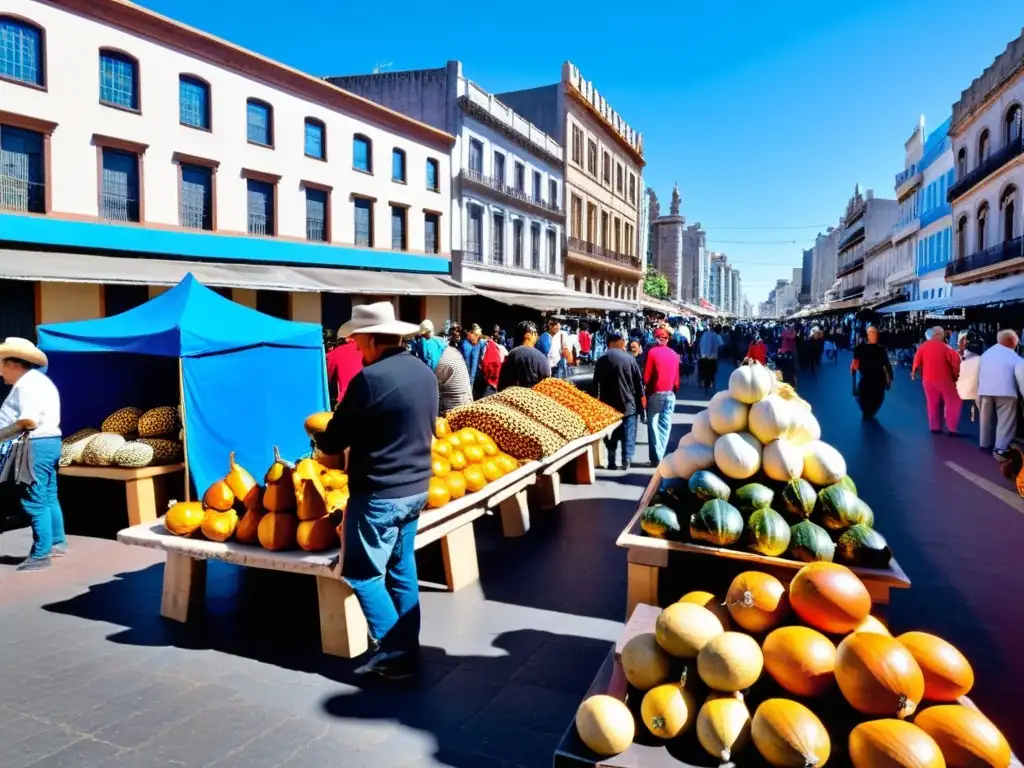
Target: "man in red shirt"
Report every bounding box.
[326,336,364,407]
[746,335,768,365]
[911,326,963,434]
[578,326,592,363]
[644,328,681,466]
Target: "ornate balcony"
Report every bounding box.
[0,174,46,214]
[838,225,865,253]
[460,169,563,222]
[947,136,1024,203]
[566,236,642,271]
[946,236,1024,281]
[894,163,922,201]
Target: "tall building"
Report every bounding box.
[946,29,1024,290]
[913,118,955,302]
[648,185,685,300]
[833,185,899,308]
[499,63,645,307]
[326,61,566,314]
[730,269,741,315]
[708,253,728,309]
[799,248,813,304]
[0,0,460,334]
[888,117,925,303]
[810,227,841,304]
[683,223,709,302]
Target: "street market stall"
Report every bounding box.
[40,273,328,525]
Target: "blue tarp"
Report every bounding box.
[37,274,329,496]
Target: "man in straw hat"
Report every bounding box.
[314,303,438,680]
[0,338,66,571]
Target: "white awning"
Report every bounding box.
[0,248,471,296]
[471,285,638,313]
[878,273,1024,314]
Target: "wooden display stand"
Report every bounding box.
[616,472,912,619]
[60,464,185,527]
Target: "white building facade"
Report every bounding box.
[0,0,458,332]
[914,118,955,302]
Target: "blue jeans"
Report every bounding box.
[552,358,569,380]
[647,392,676,464]
[342,491,427,655]
[21,437,66,560]
[605,414,638,466]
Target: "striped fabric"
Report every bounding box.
[435,347,473,415]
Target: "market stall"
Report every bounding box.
[39,273,328,525]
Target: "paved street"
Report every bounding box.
[0,355,1021,766]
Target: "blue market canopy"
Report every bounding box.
[38,274,328,495]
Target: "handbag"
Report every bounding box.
[0,433,36,488]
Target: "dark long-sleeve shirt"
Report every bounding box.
[497,345,550,391]
[316,348,438,499]
[593,348,645,416]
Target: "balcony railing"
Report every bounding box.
[835,255,865,278]
[895,163,919,189]
[946,236,1024,278]
[101,194,140,223]
[919,201,951,230]
[461,169,563,220]
[838,225,865,252]
[464,243,484,263]
[566,236,642,270]
[0,174,45,214]
[948,136,1024,202]
[840,284,865,299]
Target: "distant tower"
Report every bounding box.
[669,183,681,216]
[647,187,660,219]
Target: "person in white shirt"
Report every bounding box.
[545,320,570,380]
[977,329,1024,459]
[956,338,982,421]
[0,337,65,571]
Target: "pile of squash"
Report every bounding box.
[164,411,349,553]
[644,362,891,568]
[575,562,1013,766]
[428,418,518,509]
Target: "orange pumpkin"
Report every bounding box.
[325,488,349,513]
[913,705,1011,768]
[235,507,263,544]
[457,428,478,445]
[480,458,504,482]
[464,444,485,464]
[304,411,334,437]
[848,719,945,768]
[427,477,451,509]
[297,515,340,552]
[677,591,731,629]
[446,434,463,450]
[433,440,453,458]
[435,417,451,438]
[257,510,299,551]
[450,450,468,471]
[789,562,871,634]
[200,508,238,542]
[497,454,518,474]
[896,632,974,702]
[464,465,486,493]
[224,451,259,508]
[432,457,452,478]
[482,441,499,457]
[751,699,831,768]
[202,480,235,512]
[726,571,789,633]
[762,626,836,697]
[445,471,467,500]
[834,632,924,719]
[165,500,206,536]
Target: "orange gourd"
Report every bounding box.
[257,510,299,551]
[497,454,518,474]
[481,458,503,482]
[482,440,499,457]
[325,488,349,513]
[433,440,453,458]
[457,428,478,445]
[304,411,333,436]
[678,591,731,629]
[464,444,485,464]
[165,500,205,536]
[293,460,329,522]
[762,626,836,698]
[224,451,259,508]
[263,446,296,513]
[297,514,341,552]
[854,613,892,636]
[321,469,348,491]
[202,480,235,512]
[235,507,263,544]
[835,632,924,719]
[848,719,945,768]
[914,705,1011,768]
[464,465,486,493]
[435,417,451,438]
[427,477,451,509]
[751,699,831,767]
[726,571,789,633]
[445,471,467,500]
[896,632,974,702]
[789,561,871,634]
[200,508,238,542]
[450,450,468,471]
[432,457,452,478]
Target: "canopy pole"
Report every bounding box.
[178,358,192,502]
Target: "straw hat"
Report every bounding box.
[338,302,420,339]
[0,337,47,368]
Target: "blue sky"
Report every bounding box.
[139,0,1023,302]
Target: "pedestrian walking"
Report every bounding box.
[497,321,551,391]
[459,324,483,385]
[593,332,645,470]
[746,335,768,365]
[852,327,892,420]
[957,337,982,423]
[644,328,680,466]
[697,326,721,395]
[911,326,963,434]
[977,329,1024,460]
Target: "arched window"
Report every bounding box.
[978,129,990,164]
[178,75,210,130]
[304,118,325,159]
[246,99,273,146]
[99,49,139,110]
[1001,185,1017,242]
[353,134,372,173]
[977,202,989,252]
[0,16,44,86]
[956,216,967,260]
[391,147,406,182]
[1008,104,1023,145]
[957,147,967,177]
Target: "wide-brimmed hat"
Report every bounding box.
[0,337,47,368]
[338,302,421,339]
[419,319,435,335]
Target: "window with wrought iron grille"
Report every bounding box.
[549,179,558,209]
[0,125,44,214]
[426,158,439,191]
[305,119,325,159]
[602,152,610,184]
[353,135,371,173]
[424,212,439,254]
[392,148,406,182]
[246,178,273,236]
[514,162,525,193]
[513,219,523,268]
[491,213,504,263]
[306,188,327,241]
[354,197,373,246]
[531,223,540,271]
[99,50,138,110]
[532,171,542,202]
[493,152,505,186]
[246,100,272,146]
[546,229,557,274]
[616,164,623,193]
[100,148,139,222]
[587,140,597,175]
[179,164,212,230]
[629,173,636,204]
[179,76,209,129]
[571,125,583,165]
[391,206,407,251]
[469,139,483,174]
[466,205,482,260]
[0,17,42,86]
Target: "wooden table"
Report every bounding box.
[616,472,912,620]
[61,464,185,527]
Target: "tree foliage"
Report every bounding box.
[643,267,670,299]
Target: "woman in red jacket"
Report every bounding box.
[746,335,768,364]
[474,336,503,399]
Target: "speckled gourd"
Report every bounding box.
[81,433,127,466]
[137,406,180,438]
[101,407,143,436]
[113,441,155,468]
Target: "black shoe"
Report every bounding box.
[51,544,68,558]
[354,649,420,681]
[16,557,51,572]
[606,463,618,471]
[993,450,1010,461]
[623,460,632,471]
